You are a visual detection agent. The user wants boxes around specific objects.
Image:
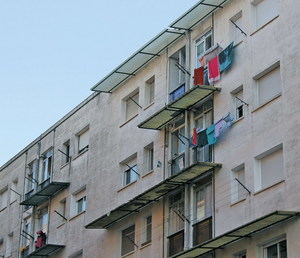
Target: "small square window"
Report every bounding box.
[125,91,140,121]
[252,0,279,28]
[41,149,53,183]
[255,145,283,191]
[76,196,86,214]
[62,140,70,164]
[231,165,247,203]
[78,128,89,154]
[124,165,139,186]
[255,66,281,106]
[231,86,244,120]
[230,11,244,44]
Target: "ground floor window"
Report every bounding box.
[264,239,287,258]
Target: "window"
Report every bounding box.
[168,191,184,236]
[41,149,53,183]
[233,87,244,119]
[256,66,281,106]
[124,165,139,186]
[0,188,8,210]
[194,182,212,222]
[38,208,49,233]
[263,239,287,258]
[145,76,155,106]
[62,140,70,164]
[193,100,213,163]
[78,128,89,154]
[234,251,247,258]
[231,165,247,203]
[121,225,135,256]
[255,145,283,191]
[195,31,212,68]
[10,181,18,204]
[230,11,244,44]
[26,160,38,193]
[58,199,67,223]
[252,0,279,28]
[141,215,152,246]
[168,230,184,257]
[193,217,212,246]
[169,47,186,100]
[70,188,86,217]
[125,91,139,121]
[22,218,31,247]
[5,235,12,257]
[171,121,186,175]
[76,196,86,214]
[144,143,154,173]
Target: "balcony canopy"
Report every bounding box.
[85,162,220,229]
[171,211,299,258]
[91,29,184,93]
[138,85,218,130]
[170,0,230,30]
[25,244,65,257]
[20,182,70,206]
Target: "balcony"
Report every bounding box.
[85,161,221,229]
[171,211,299,258]
[138,85,219,130]
[24,244,65,258]
[20,178,69,206]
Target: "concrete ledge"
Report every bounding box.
[254,180,285,196]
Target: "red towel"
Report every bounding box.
[191,128,197,145]
[208,56,220,84]
[193,67,204,86]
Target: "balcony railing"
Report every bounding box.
[20,178,69,206]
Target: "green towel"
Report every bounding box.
[219,42,234,73]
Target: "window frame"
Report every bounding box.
[76,196,87,214]
[262,238,287,258]
[254,144,284,192]
[141,215,152,246]
[124,90,140,121]
[145,76,155,106]
[121,225,136,256]
[77,127,89,154]
[123,164,139,186]
[195,30,213,68]
[40,149,53,184]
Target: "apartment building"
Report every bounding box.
[1,0,300,257]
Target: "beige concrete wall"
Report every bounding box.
[1,0,300,257]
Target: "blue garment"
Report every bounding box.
[169,84,185,102]
[219,42,234,73]
[206,124,216,145]
[223,112,234,127]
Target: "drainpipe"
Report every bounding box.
[46,129,56,242]
[18,151,28,258]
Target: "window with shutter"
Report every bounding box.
[256,66,281,106]
[78,129,89,153]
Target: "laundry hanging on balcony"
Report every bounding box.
[219,42,234,73]
[207,56,220,84]
[193,67,204,86]
[191,113,234,148]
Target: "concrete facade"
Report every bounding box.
[1,0,300,257]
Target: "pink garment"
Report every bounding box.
[208,56,220,84]
[214,119,227,138]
